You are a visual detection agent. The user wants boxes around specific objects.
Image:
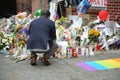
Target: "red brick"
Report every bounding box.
[107,0,120,24]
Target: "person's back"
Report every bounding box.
[30,16,55,45]
[28,10,56,49]
[27,10,58,66]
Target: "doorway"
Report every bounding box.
[0,0,16,18]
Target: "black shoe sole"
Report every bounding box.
[31,63,37,66]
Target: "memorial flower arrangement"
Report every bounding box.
[55,17,73,41]
[88,29,100,44]
[55,16,72,28]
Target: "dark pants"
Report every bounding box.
[31,41,58,58]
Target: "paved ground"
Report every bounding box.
[0,50,120,80]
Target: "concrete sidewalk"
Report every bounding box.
[0,50,120,80]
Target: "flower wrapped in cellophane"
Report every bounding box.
[88,29,100,44]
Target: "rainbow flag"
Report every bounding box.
[76,58,120,71]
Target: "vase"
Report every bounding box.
[89,45,94,56]
[85,47,89,56]
[81,47,85,56]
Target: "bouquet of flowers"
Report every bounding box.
[88,29,100,44]
[55,16,72,29]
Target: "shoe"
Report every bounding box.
[31,55,37,66]
[41,54,51,66]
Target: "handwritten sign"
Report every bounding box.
[89,0,107,7]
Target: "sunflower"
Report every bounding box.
[93,30,100,37]
[88,29,93,35]
[88,29,100,44]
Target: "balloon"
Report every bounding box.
[98,10,108,21]
[35,9,42,17]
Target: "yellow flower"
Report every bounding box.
[93,30,100,37]
[88,29,93,35]
[56,20,60,23]
[64,17,68,20]
[18,15,24,19]
[78,27,83,32]
[88,29,100,44]
[58,25,63,30]
[18,40,25,46]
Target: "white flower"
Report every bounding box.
[5,42,10,45]
[2,39,8,43]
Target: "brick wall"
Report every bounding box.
[16,0,49,15]
[65,7,101,20]
[16,0,120,24]
[31,0,49,15]
[16,0,32,14]
[86,0,120,24]
[86,8,100,20]
[107,0,120,24]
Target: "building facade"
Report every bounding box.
[16,0,120,24]
[87,0,120,24]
